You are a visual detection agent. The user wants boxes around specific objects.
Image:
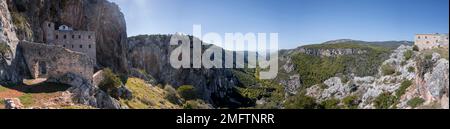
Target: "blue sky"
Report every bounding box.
[109,0,449,49]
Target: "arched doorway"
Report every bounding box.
[35,61,48,78]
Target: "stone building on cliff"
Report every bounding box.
[17,21,100,84]
[43,21,96,64]
[415,33,449,51]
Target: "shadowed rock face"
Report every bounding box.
[127,35,253,108]
[6,0,128,74]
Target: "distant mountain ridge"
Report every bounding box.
[322,39,413,49]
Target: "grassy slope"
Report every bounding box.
[0,85,7,92]
[0,85,7,107]
[120,78,181,109]
[2,78,180,109]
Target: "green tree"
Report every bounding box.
[381,64,396,76]
[404,50,413,60]
[177,85,198,100]
[99,68,122,99]
[396,80,412,97]
[164,85,182,105]
[342,95,360,109]
[284,93,319,109]
[407,97,425,108]
[374,93,397,109]
[408,66,415,73]
[0,43,11,60]
[320,99,341,109]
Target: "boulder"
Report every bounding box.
[424,59,449,99]
[57,73,124,109]
[4,98,23,109]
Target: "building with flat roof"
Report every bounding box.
[43,21,96,63]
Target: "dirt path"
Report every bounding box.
[0,89,24,98]
[1,79,72,109]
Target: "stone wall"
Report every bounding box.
[18,41,94,83]
[415,34,449,50]
[43,21,97,64]
[92,70,104,87]
[54,30,96,64]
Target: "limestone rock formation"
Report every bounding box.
[58,73,124,109]
[0,0,24,84]
[278,55,302,95]
[414,56,449,108]
[305,45,449,109]
[277,41,407,97]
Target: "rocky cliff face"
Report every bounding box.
[297,47,368,57]
[6,0,128,74]
[277,53,301,95]
[414,53,449,108]
[0,0,23,83]
[127,35,251,108]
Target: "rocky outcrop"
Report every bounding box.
[6,0,128,74]
[58,72,123,109]
[357,45,416,108]
[278,56,301,95]
[4,98,23,109]
[0,0,23,84]
[414,54,449,108]
[0,0,18,50]
[321,77,351,99]
[281,74,301,95]
[305,45,449,109]
[424,59,448,99]
[277,41,399,97]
